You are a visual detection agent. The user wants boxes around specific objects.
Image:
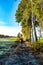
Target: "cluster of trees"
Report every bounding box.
[15,0,43,41]
[0,34,10,38]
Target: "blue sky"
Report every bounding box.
[0,0,21,36]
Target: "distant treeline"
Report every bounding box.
[0,34,16,38]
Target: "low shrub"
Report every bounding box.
[32,41,43,52]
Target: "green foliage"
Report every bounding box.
[15,37,20,42]
[15,0,43,40]
[15,33,23,42]
[32,38,43,51]
[38,37,43,43]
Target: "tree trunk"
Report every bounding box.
[34,26,38,42]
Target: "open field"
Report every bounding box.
[0,37,17,42]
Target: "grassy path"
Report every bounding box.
[0,41,40,65]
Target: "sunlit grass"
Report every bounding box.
[38,37,43,43]
[0,37,17,42]
[32,37,43,51]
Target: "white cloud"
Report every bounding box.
[0,26,21,36]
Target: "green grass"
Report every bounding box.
[0,37,17,42]
[38,37,43,43]
[32,37,43,51]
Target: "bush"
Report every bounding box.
[15,37,20,43]
[32,41,43,52]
